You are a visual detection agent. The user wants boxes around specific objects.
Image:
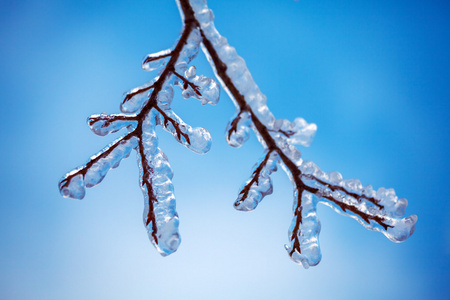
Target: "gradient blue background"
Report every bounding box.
[1,0,449,299]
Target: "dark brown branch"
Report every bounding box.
[307,175,383,209]
[136,20,195,120]
[59,131,136,189]
[289,188,304,255]
[122,84,154,104]
[235,150,272,207]
[302,184,392,230]
[177,0,392,249]
[137,134,158,243]
[268,129,295,138]
[143,52,172,66]
[154,105,191,144]
[173,70,202,96]
[227,112,242,140]
[88,114,138,128]
[117,14,198,244]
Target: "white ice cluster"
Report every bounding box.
[172,27,220,106]
[176,65,220,105]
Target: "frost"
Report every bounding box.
[59,0,417,267]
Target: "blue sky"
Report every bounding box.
[0,0,449,299]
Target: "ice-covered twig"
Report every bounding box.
[59,0,416,267]
[59,10,219,256]
[177,0,417,268]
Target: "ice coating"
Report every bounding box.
[59,134,137,199]
[285,192,321,268]
[142,49,172,71]
[156,84,174,109]
[88,113,137,136]
[59,0,417,266]
[298,160,413,219]
[176,65,220,105]
[59,174,85,199]
[178,28,202,64]
[225,111,251,148]
[155,106,212,154]
[137,113,180,255]
[234,151,279,211]
[272,117,317,147]
[121,79,156,113]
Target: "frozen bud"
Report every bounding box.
[199,77,220,105]
[300,161,319,176]
[385,215,418,242]
[276,117,317,147]
[363,185,376,198]
[175,62,189,74]
[342,179,363,193]
[185,66,197,79]
[155,216,181,256]
[157,85,174,109]
[328,171,343,185]
[187,127,212,154]
[59,174,85,200]
[196,7,214,24]
[376,187,409,217]
[217,44,238,65]
[179,74,220,105]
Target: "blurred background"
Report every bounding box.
[0,0,449,299]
